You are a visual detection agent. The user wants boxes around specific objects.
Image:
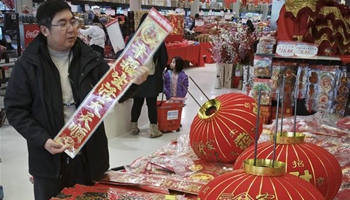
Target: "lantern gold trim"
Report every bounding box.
[198,99,221,120]
[270,132,305,144]
[243,159,285,176]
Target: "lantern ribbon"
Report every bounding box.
[54,8,173,158]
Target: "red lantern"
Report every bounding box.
[189,93,263,163]
[199,159,325,200]
[233,132,342,200]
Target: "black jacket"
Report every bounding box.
[4,34,137,180]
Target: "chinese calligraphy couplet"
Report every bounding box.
[55,8,173,158]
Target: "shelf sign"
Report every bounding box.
[276,41,318,58]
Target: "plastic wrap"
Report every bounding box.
[253,56,272,78]
[297,63,309,99]
[51,184,187,199]
[332,67,350,117]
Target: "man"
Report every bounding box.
[4,0,148,199]
[78,15,106,57]
[190,13,200,31]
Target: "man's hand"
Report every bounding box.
[0,45,6,51]
[44,139,68,155]
[132,66,149,85]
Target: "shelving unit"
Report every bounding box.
[251,53,348,119]
[255,53,343,64]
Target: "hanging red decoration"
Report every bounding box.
[224,0,235,7]
[2,0,15,9]
[189,93,263,163]
[199,159,325,200]
[233,132,342,200]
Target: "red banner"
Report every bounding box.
[54,8,173,158]
[23,24,40,48]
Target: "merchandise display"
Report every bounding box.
[52,118,350,199]
[199,160,325,200]
[279,0,350,56]
[234,132,343,200]
[247,53,350,123]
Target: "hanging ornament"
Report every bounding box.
[199,159,325,199]
[233,132,342,200]
[189,93,263,163]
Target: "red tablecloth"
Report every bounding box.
[199,42,214,64]
[166,44,204,67]
[165,34,183,43]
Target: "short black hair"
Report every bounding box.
[195,13,200,18]
[36,0,73,29]
[246,19,255,32]
[173,57,184,73]
[92,15,100,23]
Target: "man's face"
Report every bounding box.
[42,9,78,52]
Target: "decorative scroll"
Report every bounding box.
[54,8,172,158]
[52,184,181,199]
[100,171,206,195]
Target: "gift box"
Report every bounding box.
[260,105,272,124]
[271,106,293,120]
[249,78,273,105]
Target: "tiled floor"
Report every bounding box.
[0,63,242,200]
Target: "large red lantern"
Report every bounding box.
[233,132,342,200]
[189,93,263,163]
[199,159,325,199]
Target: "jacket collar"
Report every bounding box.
[22,33,99,67]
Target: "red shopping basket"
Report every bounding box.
[157,98,185,132]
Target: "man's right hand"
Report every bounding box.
[44,139,68,155]
[132,66,149,85]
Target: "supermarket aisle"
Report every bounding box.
[0,63,240,200]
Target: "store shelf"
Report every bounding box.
[255,53,343,65]
[0,58,16,68]
[255,53,341,61]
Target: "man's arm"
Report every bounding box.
[4,60,52,148]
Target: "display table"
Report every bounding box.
[165,34,183,43]
[54,114,350,199]
[166,44,205,67]
[199,42,214,64]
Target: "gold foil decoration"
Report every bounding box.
[305,6,350,54]
[314,7,350,46]
[284,0,318,18]
[319,6,350,26]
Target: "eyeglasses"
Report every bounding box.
[51,20,79,30]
